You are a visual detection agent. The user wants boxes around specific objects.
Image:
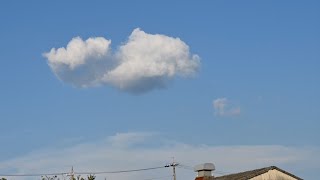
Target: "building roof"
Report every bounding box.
[214,166,303,180]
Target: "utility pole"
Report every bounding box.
[173,164,177,180]
[170,157,179,180]
[70,166,74,180]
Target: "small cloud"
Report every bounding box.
[43,28,200,94]
[213,98,241,117]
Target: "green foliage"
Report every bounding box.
[42,175,59,180]
[87,175,96,180]
[69,174,95,180]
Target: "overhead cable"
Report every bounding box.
[75,165,167,175]
[0,165,168,177]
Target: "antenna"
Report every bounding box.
[68,166,74,180]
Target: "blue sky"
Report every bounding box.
[0,1,319,179]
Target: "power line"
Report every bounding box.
[0,172,68,177]
[164,157,178,180]
[0,165,168,177]
[177,163,230,176]
[176,166,193,171]
[177,164,193,170]
[75,166,167,175]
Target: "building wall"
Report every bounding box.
[250,169,298,180]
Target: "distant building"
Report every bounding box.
[194,163,302,180]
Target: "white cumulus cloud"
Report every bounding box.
[43,28,200,93]
[45,37,112,70]
[44,37,113,87]
[213,98,241,117]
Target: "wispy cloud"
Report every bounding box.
[0,132,318,180]
[107,132,155,148]
[213,98,241,117]
[43,28,200,94]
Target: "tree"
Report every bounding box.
[69,174,95,180]
[87,175,96,180]
[42,175,59,180]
